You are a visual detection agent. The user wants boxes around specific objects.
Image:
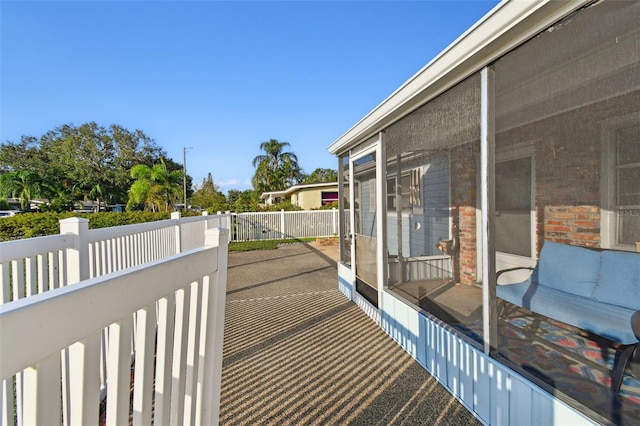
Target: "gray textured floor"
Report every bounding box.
[220,242,482,426]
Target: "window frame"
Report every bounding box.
[600,112,640,251]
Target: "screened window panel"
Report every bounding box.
[495,0,639,249]
[386,74,481,157]
[339,155,351,265]
[353,152,378,302]
[494,1,640,423]
[384,73,483,348]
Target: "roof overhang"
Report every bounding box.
[260,182,339,199]
[260,190,287,200]
[328,0,592,156]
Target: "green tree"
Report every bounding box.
[127,158,183,212]
[233,190,261,213]
[251,139,302,193]
[37,180,78,212]
[190,173,228,212]
[302,168,338,184]
[42,122,165,205]
[0,122,172,206]
[226,189,243,207]
[88,183,105,212]
[0,170,43,210]
[0,136,46,174]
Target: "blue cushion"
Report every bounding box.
[497,279,536,309]
[532,242,600,298]
[498,281,638,344]
[592,250,640,310]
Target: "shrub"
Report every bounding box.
[312,201,339,210]
[0,211,174,241]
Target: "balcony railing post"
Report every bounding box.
[171,211,182,254]
[332,208,337,235]
[226,212,233,240]
[280,209,286,239]
[59,217,90,285]
[58,217,99,425]
[199,228,229,425]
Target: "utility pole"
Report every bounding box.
[183,146,192,211]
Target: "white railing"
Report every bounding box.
[0,208,335,307]
[0,214,229,426]
[0,212,232,299]
[0,208,333,424]
[232,209,338,241]
[179,213,233,252]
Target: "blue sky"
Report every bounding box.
[1,0,500,194]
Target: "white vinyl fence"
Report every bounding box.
[0,213,229,426]
[232,209,339,241]
[1,212,232,300]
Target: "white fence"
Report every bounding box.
[232,209,339,241]
[1,212,233,299]
[0,209,337,425]
[0,213,229,426]
[0,209,331,306]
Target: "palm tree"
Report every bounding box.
[42,181,76,212]
[251,139,301,193]
[89,183,105,212]
[126,158,183,212]
[281,155,304,188]
[0,170,43,210]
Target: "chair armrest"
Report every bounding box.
[632,310,640,341]
[496,266,534,283]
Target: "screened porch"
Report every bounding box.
[331,1,639,424]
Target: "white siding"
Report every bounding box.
[338,275,598,426]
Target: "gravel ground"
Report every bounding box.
[219,242,482,426]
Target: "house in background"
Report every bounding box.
[4,198,24,211]
[74,200,100,213]
[329,1,639,425]
[108,203,127,212]
[261,182,339,209]
[5,197,49,212]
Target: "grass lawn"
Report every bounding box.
[228,237,316,252]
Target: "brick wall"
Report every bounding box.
[534,119,601,249]
[542,206,601,248]
[450,142,479,285]
[447,118,602,285]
